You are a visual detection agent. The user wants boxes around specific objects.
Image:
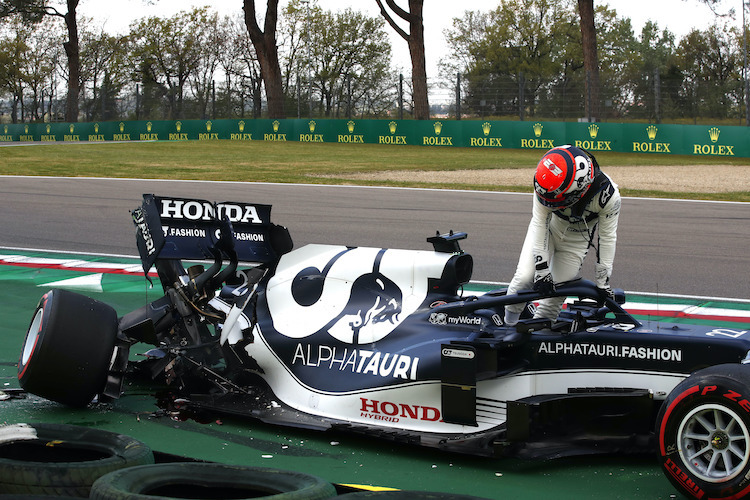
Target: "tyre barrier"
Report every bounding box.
[88,463,338,500]
[0,423,154,497]
[0,423,488,499]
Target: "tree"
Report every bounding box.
[129,8,207,119]
[580,5,639,119]
[622,21,679,121]
[577,0,733,123]
[186,10,225,119]
[297,6,392,117]
[79,20,130,120]
[439,10,490,101]
[442,0,647,121]
[213,14,257,118]
[222,13,263,118]
[545,2,586,119]
[0,20,31,122]
[278,0,310,95]
[375,0,429,119]
[242,0,285,118]
[278,0,395,118]
[451,0,570,118]
[696,0,732,15]
[0,15,62,122]
[678,22,742,120]
[577,0,600,121]
[0,0,81,121]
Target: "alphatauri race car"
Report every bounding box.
[17,194,750,499]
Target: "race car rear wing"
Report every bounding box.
[132,194,292,274]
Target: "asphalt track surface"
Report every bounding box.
[1,175,748,300]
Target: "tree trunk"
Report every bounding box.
[256,37,285,118]
[407,1,429,120]
[376,0,429,120]
[243,0,285,119]
[63,0,80,122]
[578,0,600,121]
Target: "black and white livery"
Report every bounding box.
[17,195,750,500]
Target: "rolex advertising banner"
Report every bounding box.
[1,119,748,158]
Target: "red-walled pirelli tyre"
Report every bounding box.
[0,423,154,497]
[17,289,119,407]
[656,364,750,499]
[89,463,338,500]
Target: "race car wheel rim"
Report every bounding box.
[677,403,750,483]
[21,309,43,366]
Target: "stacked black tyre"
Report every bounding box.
[88,463,338,500]
[0,423,154,497]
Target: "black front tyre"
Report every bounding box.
[17,289,119,407]
[656,364,750,499]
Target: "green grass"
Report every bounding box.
[1,140,748,201]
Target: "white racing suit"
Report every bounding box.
[504,171,621,323]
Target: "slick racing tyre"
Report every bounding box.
[0,423,154,497]
[18,289,119,407]
[656,364,750,499]
[89,463,338,500]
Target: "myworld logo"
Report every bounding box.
[429,313,480,326]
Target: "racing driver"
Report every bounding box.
[503,145,621,326]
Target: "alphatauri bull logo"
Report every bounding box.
[260,244,455,390]
[267,247,405,345]
[323,249,402,344]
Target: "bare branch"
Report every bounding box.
[384,0,413,21]
[374,0,408,40]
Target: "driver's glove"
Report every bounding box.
[597,284,614,300]
[533,271,555,294]
[595,263,613,301]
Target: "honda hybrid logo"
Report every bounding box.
[159,199,263,224]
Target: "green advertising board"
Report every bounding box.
[0,118,747,157]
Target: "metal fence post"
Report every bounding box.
[654,67,661,124]
[519,72,525,121]
[456,73,461,120]
[398,73,404,120]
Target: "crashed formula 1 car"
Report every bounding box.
[17,194,750,499]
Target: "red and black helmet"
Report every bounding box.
[533,145,594,209]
